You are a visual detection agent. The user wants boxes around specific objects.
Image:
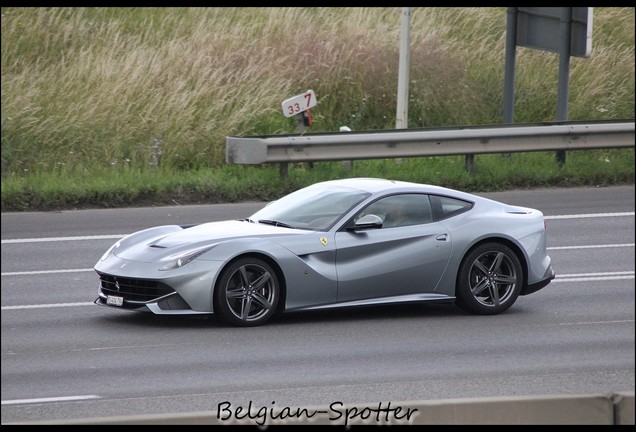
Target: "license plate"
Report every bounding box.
[107,295,124,307]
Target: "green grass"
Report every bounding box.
[2,148,633,211]
[1,7,634,211]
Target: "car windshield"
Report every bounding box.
[250,184,370,231]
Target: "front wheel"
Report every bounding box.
[214,257,280,327]
[455,243,523,315]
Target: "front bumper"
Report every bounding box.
[95,290,211,315]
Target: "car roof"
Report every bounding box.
[316,177,475,200]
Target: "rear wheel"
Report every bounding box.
[214,257,280,326]
[455,243,523,315]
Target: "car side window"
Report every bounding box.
[355,194,433,228]
[430,195,473,220]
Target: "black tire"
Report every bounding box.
[214,257,280,327]
[455,242,523,315]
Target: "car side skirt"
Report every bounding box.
[289,293,455,311]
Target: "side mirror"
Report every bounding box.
[350,214,383,230]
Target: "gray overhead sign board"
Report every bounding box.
[516,7,593,58]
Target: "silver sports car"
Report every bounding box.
[94,178,555,326]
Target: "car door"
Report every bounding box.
[333,194,452,303]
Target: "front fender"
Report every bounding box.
[199,238,338,310]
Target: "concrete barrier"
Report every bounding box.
[614,391,636,425]
[11,391,635,425]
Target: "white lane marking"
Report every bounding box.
[557,271,634,278]
[545,212,634,219]
[552,276,634,282]
[1,302,95,310]
[557,319,635,326]
[548,243,634,250]
[1,235,127,244]
[553,271,635,282]
[1,395,101,405]
[2,269,95,276]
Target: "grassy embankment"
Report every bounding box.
[1,7,634,211]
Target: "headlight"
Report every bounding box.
[159,244,217,271]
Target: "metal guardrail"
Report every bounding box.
[226,120,635,165]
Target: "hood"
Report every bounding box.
[151,220,305,248]
[115,220,308,262]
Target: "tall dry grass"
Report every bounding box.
[2,7,634,176]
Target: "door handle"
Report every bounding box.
[436,234,448,241]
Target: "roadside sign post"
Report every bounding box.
[280,90,316,177]
[503,7,593,167]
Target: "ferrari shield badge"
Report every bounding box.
[320,236,328,246]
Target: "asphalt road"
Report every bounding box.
[1,185,634,423]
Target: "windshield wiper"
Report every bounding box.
[257,219,294,229]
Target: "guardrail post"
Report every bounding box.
[465,154,474,175]
[279,162,288,178]
[278,110,313,178]
[340,126,353,173]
